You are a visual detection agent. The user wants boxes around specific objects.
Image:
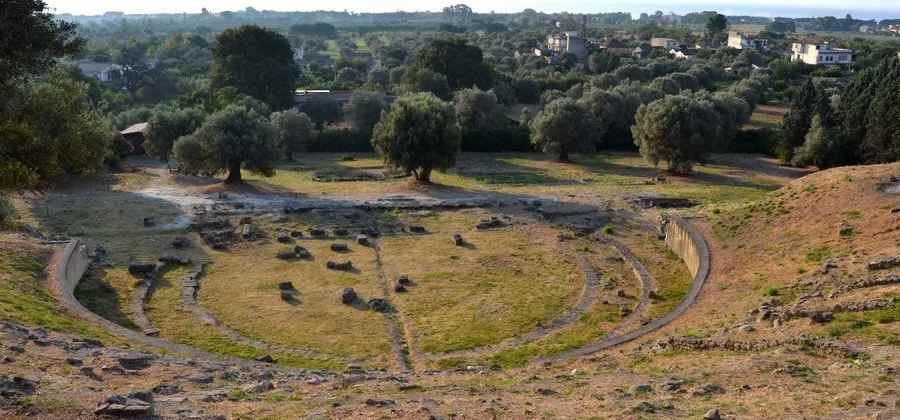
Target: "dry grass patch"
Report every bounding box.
[146,265,341,369]
[199,238,395,368]
[0,237,118,343]
[378,210,583,353]
[621,233,694,320]
[75,267,140,330]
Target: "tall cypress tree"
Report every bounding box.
[778,79,818,162]
[860,59,900,163]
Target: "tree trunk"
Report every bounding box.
[416,167,433,184]
[557,148,570,163]
[224,161,242,184]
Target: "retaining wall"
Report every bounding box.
[664,215,708,279]
[541,214,711,361]
[51,240,227,361]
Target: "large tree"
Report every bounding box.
[299,94,341,129]
[530,98,596,162]
[402,67,451,100]
[0,0,83,88]
[414,38,493,90]
[145,106,206,160]
[270,109,314,160]
[778,79,819,162]
[346,92,385,137]
[706,13,728,46]
[577,88,624,148]
[172,104,278,184]
[371,93,461,183]
[210,25,298,112]
[0,70,112,188]
[632,95,720,175]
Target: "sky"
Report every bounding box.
[46,0,900,19]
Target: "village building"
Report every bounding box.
[650,37,680,50]
[543,31,588,59]
[791,42,853,65]
[600,38,632,56]
[727,32,769,50]
[74,60,123,82]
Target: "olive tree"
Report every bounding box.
[632,95,720,175]
[270,109,313,159]
[346,92,385,136]
[530,98,596,162]
[371,93,460,183]
[145,106,206,159]
[173,104,278,184]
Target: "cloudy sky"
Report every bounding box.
[46,0,900,19]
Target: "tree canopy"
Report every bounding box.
[0,0,83,88]
[270,109,314,159]
[1,70,112,188]
[346,92,385,136]
[414,38,493,91]
[210,25,299,112]
[632,94,720,174]
[371,93,461,183]
[173,104,278,184]
[530,98,596,162]
[145,106,206,159]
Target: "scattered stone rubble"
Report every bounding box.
[651,335,861,359]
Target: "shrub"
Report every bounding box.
[0,195,15,227]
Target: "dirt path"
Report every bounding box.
[372,240,415,373]
[129,265,161,337]
[602,237,657,338]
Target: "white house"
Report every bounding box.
[669,48,697,60]
[727,32,768,50]
[791,42,853,65]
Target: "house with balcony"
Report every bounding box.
[791,42,853,65]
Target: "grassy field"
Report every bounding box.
[199,220,396,369]
[623,233,694,320]
[75,267,140,330]
[481,239,630,368]
[0,239,120,344]
[147,265,342,369]
[745,104,788,130]
[378,210,583,354]
[243,152,784,208]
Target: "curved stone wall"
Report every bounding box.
[51,240,233,361]
[664,215,708,280]
[540,214,711,362]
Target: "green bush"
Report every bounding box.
[0,195,15,227]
